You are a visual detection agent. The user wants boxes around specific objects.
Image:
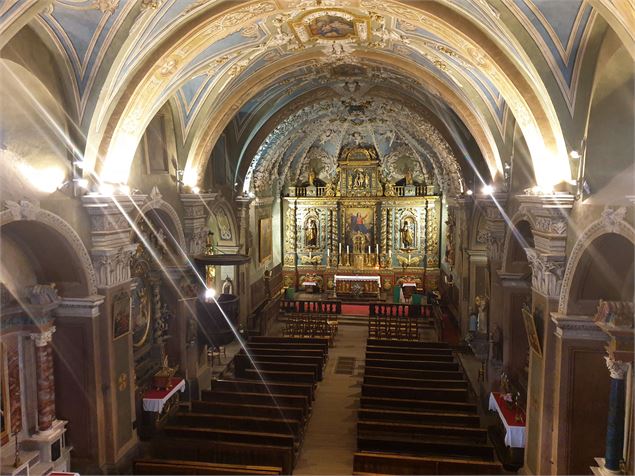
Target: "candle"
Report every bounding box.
[327,248,330,257]
[368,245,371,254]
[408,252,411,263]
[339,243,342,254]
[376,244,379,255]
[346,245,349,254]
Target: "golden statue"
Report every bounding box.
[400,219,414,249]
[305,219,318,247]
[308,168,316,186]
[404,168,414,186]
[205,230,215,255]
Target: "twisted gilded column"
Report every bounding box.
[30,326,56,432]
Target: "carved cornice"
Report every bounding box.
[54,295,105,318]
[551,312,608,341]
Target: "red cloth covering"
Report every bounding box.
[143,377,183,399]
[492,392,526,426]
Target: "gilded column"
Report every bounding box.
[603,357,629,472]
[30,326,56,432]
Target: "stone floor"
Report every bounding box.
[293,324,368,475]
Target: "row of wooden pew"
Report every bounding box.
[282,313,338,341]
[354,338,503,475]
[368,315,420,340]
[134,336,330,475]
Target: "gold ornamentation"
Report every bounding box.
[117,373,128,391]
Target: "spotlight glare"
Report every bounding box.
[569,150,581,160]
[204,288,216,300]
[192,186,200,194]
[466,189,473,196]
[481,185,494,195]
[99,183,114,196]
[119,184,130,195]
[77,178,89,189]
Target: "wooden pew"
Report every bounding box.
[249,336,329,353]
[164,425,295,449]
[191,400,305,422]
[363,375,468,390]
[353,451,503,475]
[241,346,325,360]
[365,351,455,362]
[365,358,459,371]
[237,368,316,384]
[151,437,294,475]
[173,412,303,439]
[234,355,320,381]
[360,396,477,414]
[357,420,487,443]
[247,342,329,354]
[367,339,449,349]
[240,350,325,369]
[357,432,496,461]
[362,384,468,403]
[211,379,315,401]
[202,390,309,416]
[366,345,454,356]
[133,458,281,475]
[358,408,481,428]
[364,366,464,381]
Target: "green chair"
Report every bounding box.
[392,285,401,303]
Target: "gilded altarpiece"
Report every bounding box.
[282,146,441,295]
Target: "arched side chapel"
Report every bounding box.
[0,1,633,475]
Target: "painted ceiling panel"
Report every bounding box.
[531,0,585,48]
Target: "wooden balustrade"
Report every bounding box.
[280,299,341,315]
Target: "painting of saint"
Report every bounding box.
[308,14,354,39]
[112,292,131,340]
[346,208,374,249]
[259,217,272,263]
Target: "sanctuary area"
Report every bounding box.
[0,1,633,475]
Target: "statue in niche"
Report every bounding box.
[307,168,316,186]
[222,276,234,294]
[354,169,365,188]
[476,295,489,334]
[491,324,503,363]
[400,219,414,249]
[404,168,414,186]
[305,219,318,247]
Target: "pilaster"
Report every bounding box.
[474,193,507,266]
[179,192,217,255]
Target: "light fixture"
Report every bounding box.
[204,288,216,301]
[569,150,581,160]
[192,186,200,194]
[465,189,473,196]
[481,184,494,195]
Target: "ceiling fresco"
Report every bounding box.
[4,0,629,193]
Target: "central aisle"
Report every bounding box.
[293,324,368,475]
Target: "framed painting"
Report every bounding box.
[259,217,272,263]
[112,291,131,340]
[522,305,542,357]
[344,207,374,252]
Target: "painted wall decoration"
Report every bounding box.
[259,217,273,263]
[308,14,354,39]
[131,279,152,348]
[522,305,542,357]
[112,291,131,340]
[217,208,232,241]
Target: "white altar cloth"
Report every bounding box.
[142,378,186,413]
[334,275,381,284]
[488,392,526,448]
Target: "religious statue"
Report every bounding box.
[400,219,414,249]
[305,219,318,247]
[205,230,215,255]
[222,276,234,294]
[404,168,414,186]
[354,170,365,188]
[476,295,489,334]
[491,324,503,362]
[307,168,316,186]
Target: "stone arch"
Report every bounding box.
[501,211,537,275]
[559,207,635,314]
[0,203,97,296]
[132,194,186,250]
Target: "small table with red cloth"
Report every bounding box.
[488,392,526,448]
[142,377,185,413]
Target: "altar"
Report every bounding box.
[281,145,443,294]
[334,275,381,299]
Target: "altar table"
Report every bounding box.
[489,392,526,448]
[334,275,381,299]
[143,378,185,414]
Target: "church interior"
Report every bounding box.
[0,1,634,475]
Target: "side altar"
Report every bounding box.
[282,146,441,298]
